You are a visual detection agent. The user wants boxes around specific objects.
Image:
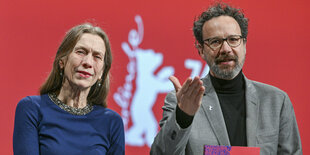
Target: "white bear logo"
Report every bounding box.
[114,15,174,147]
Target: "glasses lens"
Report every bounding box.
[208,38,222,49]
[227,36,241,47]
[204,35,242,50]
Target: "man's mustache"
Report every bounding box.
[215,54,238,64]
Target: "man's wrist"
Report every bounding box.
[176,104,194,129]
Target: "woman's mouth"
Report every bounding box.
[77,71,92,78]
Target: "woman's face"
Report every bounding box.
[60,33,106,90]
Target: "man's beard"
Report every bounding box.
[207,53,245,80]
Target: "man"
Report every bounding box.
[150,3,302,155]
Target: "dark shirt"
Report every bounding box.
[210,71,247,146]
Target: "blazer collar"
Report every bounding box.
[244,76,259,146]
[201,74,230,146]
[200,74,259,146]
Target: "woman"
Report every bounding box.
[13,23,125,155]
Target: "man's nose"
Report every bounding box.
[219,41,232,54]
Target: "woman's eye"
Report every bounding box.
[95,55,102,60]
[77,50,86,54]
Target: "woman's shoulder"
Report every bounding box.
[16,94,49,112]
[15,94,50,124]
[18,94,48,106]
[94,106,123,121]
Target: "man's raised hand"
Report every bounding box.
[169,76,205,116]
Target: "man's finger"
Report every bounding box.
[179,77,192,95]
[185,76,200,97]
[189,79,203,97]
[169,76,181,92]
[194,86,205,105]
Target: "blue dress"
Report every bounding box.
[13,94,125,155]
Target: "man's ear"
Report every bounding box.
[197,44,204,56]
[243,40,247,54]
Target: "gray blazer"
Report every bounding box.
[151,74,302,155]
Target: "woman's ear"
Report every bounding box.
[59,59,64,69]
[59,57,67,69]
[98,71,104,81]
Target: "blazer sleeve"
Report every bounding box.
[13,97,40,155]
[277,93,302,155]
[150,91,192,155]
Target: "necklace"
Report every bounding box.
[48,93,93,115]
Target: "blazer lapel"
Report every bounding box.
[244,76,259,146]
[201,75,230,146]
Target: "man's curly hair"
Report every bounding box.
[193,3,248,46]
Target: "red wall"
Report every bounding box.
[1,0,309,154]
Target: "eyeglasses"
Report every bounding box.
[203,35,245,51]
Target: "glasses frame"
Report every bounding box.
[203,35,245,51]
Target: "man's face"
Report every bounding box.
[199,16,246,80]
